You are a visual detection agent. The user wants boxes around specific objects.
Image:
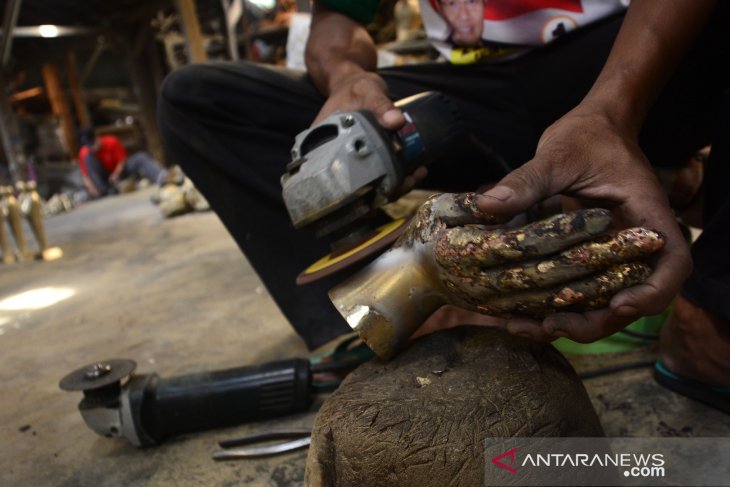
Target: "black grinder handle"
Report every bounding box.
[394,91,465,176]
[131,358,312,445]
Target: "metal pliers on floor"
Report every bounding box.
[212,428,312,460]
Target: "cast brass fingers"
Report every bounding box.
[395,192,510,246]
[429,202,664,319]
[443,227,664,291]
[435,209,613,267]
[468,262,653,319]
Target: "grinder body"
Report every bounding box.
[281,92,464,239]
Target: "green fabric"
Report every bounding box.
[319,0,381,24]
[553,310,668,355]
[554,226,694,356]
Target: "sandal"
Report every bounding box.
[654,361,730,414]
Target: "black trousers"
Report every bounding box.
[158,9,730,349]
[683,88,730,320]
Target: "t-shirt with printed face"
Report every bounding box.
[420,0,628,64]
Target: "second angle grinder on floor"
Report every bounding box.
[281,91,466,284]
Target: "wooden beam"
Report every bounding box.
[41,62,77,156]
[0,0,22,67]
[9,86,43,103]
[131,22,151,61]
[80,40,107,86]
[174,0,207,63]
[123,27,166,165]
[64,52,91,129]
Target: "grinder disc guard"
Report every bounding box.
[296,218,407,285]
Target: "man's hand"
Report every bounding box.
[305,2,425,194]
[468,0,717,343]
[313,72,405,130]
[476,107,691,343]
[109,160,126,184]
[306,3,402,128]
[82,175,99,198]
[314,71,430,195]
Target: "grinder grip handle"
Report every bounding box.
[131,358,312,444]
[393,92,464,176]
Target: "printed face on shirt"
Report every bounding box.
[438,0,485,46]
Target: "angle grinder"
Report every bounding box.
[59,358,312,446]
[281,91,466,284]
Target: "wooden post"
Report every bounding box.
[174,0,207,64]
[64,52,91,129]
[0,94,18,182]
[123,26,167,164]
[80,41,107,86]
[41,62,77,156]
[221,0,244,60]
[0,73,23,182]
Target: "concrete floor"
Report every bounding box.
[1,188,727,486]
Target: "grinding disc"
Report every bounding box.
[59,358,137,391]
[297,218,408,285]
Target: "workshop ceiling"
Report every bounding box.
[3,0,184,73]
[12,0,170,27]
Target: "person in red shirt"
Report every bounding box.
[78,129,164,198]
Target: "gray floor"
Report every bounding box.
[1,188,727,486]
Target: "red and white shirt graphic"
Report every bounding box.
[420,0,629,63]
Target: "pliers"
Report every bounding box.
[212,428,312,460]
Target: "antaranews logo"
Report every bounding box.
[491,448,518,474]
[488,442,665,485]
[517,451,665,478]
[487,437,730,487]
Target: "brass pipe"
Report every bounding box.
[329,193,497,360]
[329,245,450,360]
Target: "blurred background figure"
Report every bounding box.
[77,128,165,198]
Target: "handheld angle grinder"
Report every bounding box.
[281,91,465,284]
[59,358,311,446]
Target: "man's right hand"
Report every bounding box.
[305,3,424,193]
[307,3,403,130]
[312,71,405,130]
[311,70,426,194]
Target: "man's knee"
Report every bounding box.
[159,64,212,111]
[159,62,270,110]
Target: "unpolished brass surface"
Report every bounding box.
[331,193,664,359]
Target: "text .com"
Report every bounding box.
[624,466,665,478]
